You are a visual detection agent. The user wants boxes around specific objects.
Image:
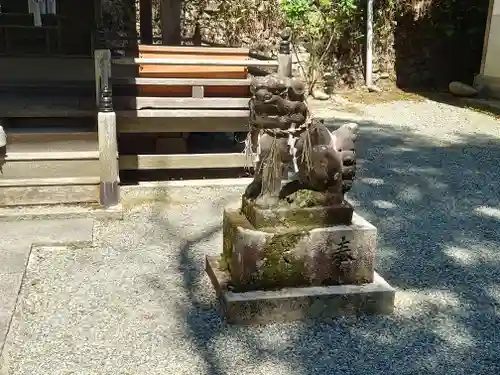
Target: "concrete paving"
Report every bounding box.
[0,204,123,222]
[0,219,94,359]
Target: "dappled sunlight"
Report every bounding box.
[377,215,415,232]
[392,290,476,349]
[474,206,500,220]
[443,246,480,267]
[396,186,424,202]
[406,166,444,175]
[372,200,398,209]
[433,316,476,350]
[484,286,500,307]
[443,244,500,267]
[84,117,500,375]
[388,146,416,153]
[5,108,500,374]
[395,290,463,316]
[359,177,385,186]
[206,329,307,375]
[352,119,500,318]
[250,360,300,375]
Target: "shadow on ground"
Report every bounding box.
[149,119,500,375]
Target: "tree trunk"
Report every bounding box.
[160,0,181,45]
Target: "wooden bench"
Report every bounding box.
[94,32,292,207]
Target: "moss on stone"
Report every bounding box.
[240,196,256,225]
[248,231,309,290]
[222,209,255,273]
[218,254,229,272]
[291,189,326,208]
[222,213,233,259]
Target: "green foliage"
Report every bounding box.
[281,0,359,36]
[280,0,310,21]
[280,0,364,90]
[177,0,488,90]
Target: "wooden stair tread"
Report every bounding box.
[115,109,249,118]
[113,97,249,110]
[4,151,99,160]
[119,153,248,170]
[113,57,278,67]
[0,177,99,187]
[112,77,251,86]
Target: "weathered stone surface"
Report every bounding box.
[367,85,382,93]
[222,208,376,292]
[241,196,353,229]
[449,81,479,97]
[206,256,395,325]
[312,89,330,100]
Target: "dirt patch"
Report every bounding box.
[338,87,426,105]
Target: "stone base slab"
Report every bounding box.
[206,256,395,325]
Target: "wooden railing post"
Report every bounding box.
[278,28,292,78]
[97,85,120,208]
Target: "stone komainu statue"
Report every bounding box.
[243,75,358,204]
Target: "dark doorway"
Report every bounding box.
[0,0,95,56]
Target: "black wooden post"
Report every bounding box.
[160,0,182,45]
[140,0,153,44]
[278,28,292,78]
[99,85,113,112]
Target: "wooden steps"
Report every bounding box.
[0,183,99,206]
[0,92,95,118]
[108,45,253,136]
[0,131,100,206]
[104,45,254,171]
[112,77,251,98]
[111,46,255,99]
[132,45,251,80]
[113,78,251,86]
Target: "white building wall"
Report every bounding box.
[477,0,500,98]
[483,0,500,78]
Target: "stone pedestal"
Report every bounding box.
[223,208,376,291]
[206,199,395,324]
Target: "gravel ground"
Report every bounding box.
[2,100,500,375]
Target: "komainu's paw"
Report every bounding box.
[244,181,262,200]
